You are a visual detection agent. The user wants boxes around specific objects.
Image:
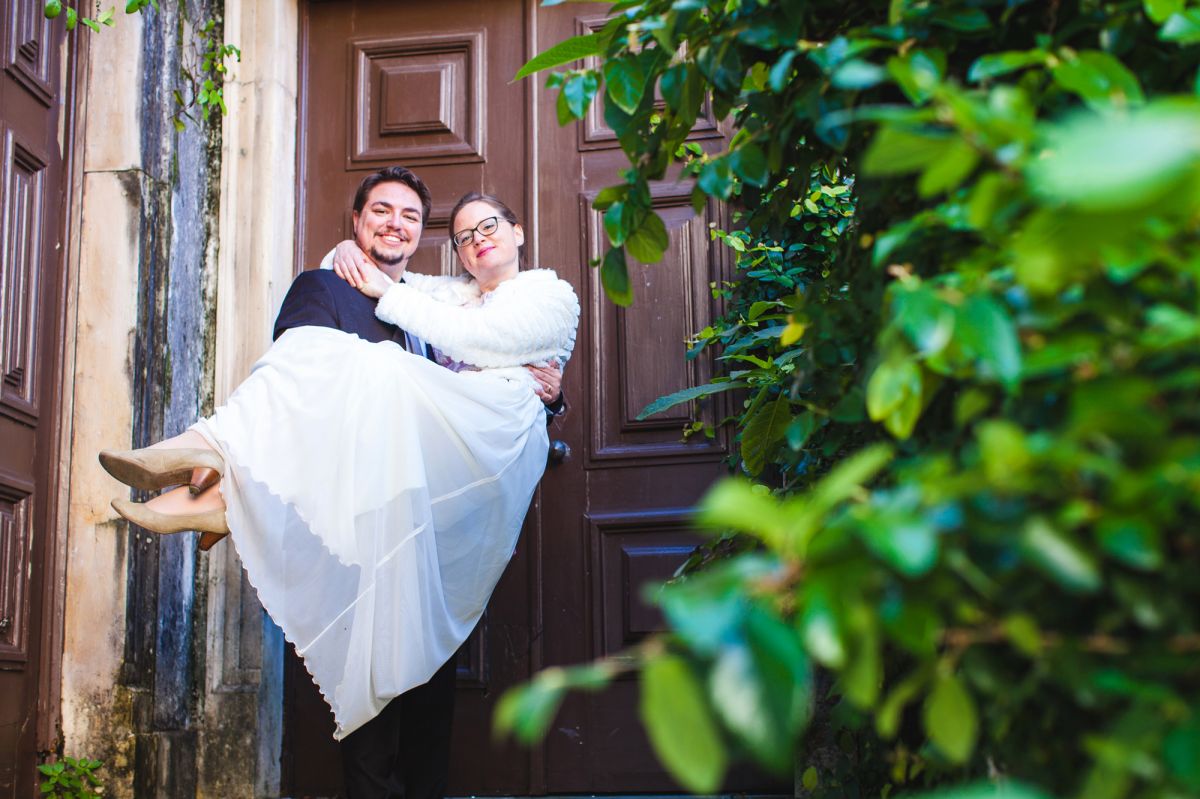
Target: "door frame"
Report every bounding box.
[30,12,86,762]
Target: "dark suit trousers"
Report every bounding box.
[341,654,458,799]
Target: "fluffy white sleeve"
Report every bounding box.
[374,269,579,368]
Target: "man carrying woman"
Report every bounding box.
[98,166,579,799]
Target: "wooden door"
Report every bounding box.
[293,1,537,795]
[530,5,765,794]
[294,2,772,795]
[0,1,71,796]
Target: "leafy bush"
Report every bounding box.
[500,1,1200,798]
[38,756,105,798]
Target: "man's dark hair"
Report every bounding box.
[352,166,433,226]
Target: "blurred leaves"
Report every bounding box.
[507,2,1200,797]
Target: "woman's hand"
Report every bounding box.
[331,240,376,290]
[526,362,563,405]
[354,260,394,299]
[330,239,393,298]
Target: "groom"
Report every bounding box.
[272,165,562,799]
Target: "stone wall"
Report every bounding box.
[57,1,295,796]
[57,3,267,791]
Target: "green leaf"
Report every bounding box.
[1164,714,1200,789]
[730,143,769,188]
[603,201,629,246]
[861,126,951,176]
[808,444,893,515]
[659,63,688,112]
[709,609,811,773]
[637,380,744,420]
[930,8,990,31]
[625,211,669,263]
[1028,102,1200,211]
[599,246,632,306]
[887,50,944,103]
[831,59,886,90]
[697,480,789,548]
[769,50,797,93]
[604,56,648,115]
[917,138,980,197]
[657,557,766,654]
[493,672,567,742]
[1146,0,1184,24]
[882,600,940,656]
[741,394,793,476]
[65,6,77,29]
[660,62,704,125]
[1160,10,1200,43]
[641,655,728,794]
[515,32,604,80]
[894,286,954,355]
[558,70,599,122]
[859,509,939,577]
[977,419,1030,487]
[591,184,626,211]
[44,0,62,19]
[698,157,734,199]
[968,49,1047,82]
[786,412,816,450]
[1096,517,1162,571]
[866,356,923,439]
[1021,517,1101,593]
[1052,51,1145,109]
[877,667,929,738]
[1003,613,1043,657]
[923,673,978,764]
[957,294,1021,388]
[800,584,846,668]
[841,610,882,708]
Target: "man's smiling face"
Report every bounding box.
[352,181,424,274]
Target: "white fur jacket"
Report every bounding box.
[379,270,579,370]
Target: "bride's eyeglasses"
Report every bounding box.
[452,216,506,248]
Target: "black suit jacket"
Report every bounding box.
[273,268,410,346]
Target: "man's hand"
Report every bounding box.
[527,362,562,406]
[331,240,377,290]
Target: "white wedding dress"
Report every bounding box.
[191,269,578,739]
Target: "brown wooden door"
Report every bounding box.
[530,5,756,794]
[294,2,769,795]
[0,2,70,796]
[292,1,537,795]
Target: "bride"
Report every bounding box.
[98,191,579,740]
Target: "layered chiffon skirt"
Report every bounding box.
[192,325,549,739]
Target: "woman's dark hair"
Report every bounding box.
[449,192,525,267]
[353,166,433,227]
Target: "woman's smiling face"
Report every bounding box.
[452,200,524,291]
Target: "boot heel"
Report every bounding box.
[190,467,221,495]
[198,531,229,551]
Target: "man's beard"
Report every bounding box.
[370,246,409,267]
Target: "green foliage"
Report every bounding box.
[43,1,239,131]
[502,1,1200,797]
[44,1,136,33]
[184,18,242,126]
[37,757,104,799]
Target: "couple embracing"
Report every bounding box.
[98,166,580,798]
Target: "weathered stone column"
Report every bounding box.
[60,1,224,796]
